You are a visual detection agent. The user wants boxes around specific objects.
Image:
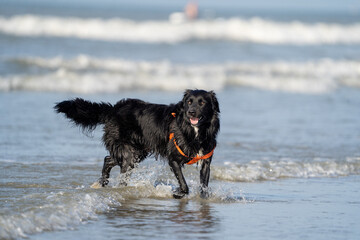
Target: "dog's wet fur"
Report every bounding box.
[55,89,220,198]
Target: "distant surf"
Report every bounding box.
[212,158,360,182]
[1,15,360,44]
[1,55,359,93]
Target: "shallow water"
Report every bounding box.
[1,90,360,239]
[27,175,360,240]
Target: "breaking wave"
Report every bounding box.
[0,190,122,239]
[1,14,360,44]
[212,157,360,182]
[1,55,360,93]
[1,158,359,239]
[0,161,244,240]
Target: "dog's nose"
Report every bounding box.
[188,109,196,117]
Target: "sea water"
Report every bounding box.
[1,0,360,239]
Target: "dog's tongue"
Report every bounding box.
[190,117,199,125]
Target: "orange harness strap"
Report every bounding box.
[170,112,215,165]
[169,133,215,165]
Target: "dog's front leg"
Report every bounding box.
[200,157,212,198]
[169,159,189,199]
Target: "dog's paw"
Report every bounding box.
[199,187,210,199]
[173,191,186,199]
[90,178,109,189]
[90,181,102,189]
[118,179,128,187]
[172,188,188,199]
[200,190,210,199]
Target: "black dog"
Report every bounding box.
[55,89,220,198]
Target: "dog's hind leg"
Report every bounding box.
[91,156,117,188]
[99,156,117,187]
[118,146,147,186]
[118,161,134,186]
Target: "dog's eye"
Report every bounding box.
[188,100,192,105]
[199,100,205,106]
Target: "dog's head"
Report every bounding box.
[182,89,220,127]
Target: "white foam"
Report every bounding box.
[212,158,360,182]
[0,191,122,239]
[109,163,247,202]
[0,15,360,44]
[6,157,354,238]
[2,55,360,94]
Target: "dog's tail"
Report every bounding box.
[54,98,113,132]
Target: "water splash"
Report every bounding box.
[0,191,122,239]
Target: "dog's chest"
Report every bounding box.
[191,126,204,156]
[197,149,204,157]
[192,126,199,137]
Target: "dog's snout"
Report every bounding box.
[188,109,196,117]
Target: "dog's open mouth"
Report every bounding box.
[190,117,200,125]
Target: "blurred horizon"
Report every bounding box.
[0,0,360,93]
[2,0,360,17]
[3,0,360,10]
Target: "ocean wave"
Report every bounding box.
[0,184,246,239]
[1,14,360,44]
[1,158,358,238]
[212,157,360,182]
[1,55,360,93]
[0,191,122,239]
[0,162,245,239]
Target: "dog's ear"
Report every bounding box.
[209,91,220,113]
[182,89,192,102]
